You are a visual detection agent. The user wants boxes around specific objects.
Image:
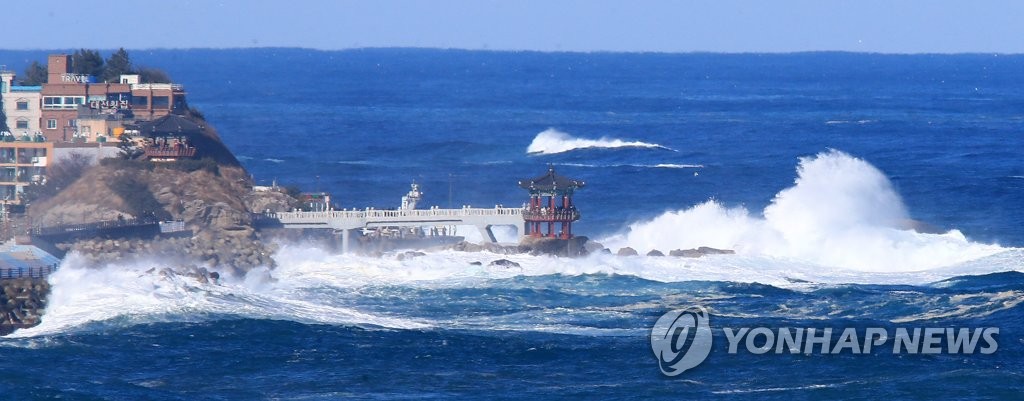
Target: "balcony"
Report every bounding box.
[144,146,196,160]
[522,207,581,222]
[131,83,184,91]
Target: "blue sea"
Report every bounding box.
[2,49,1024,399]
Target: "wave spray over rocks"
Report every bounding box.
[603,150,1004,272]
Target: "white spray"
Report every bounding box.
[604,150,1004,271]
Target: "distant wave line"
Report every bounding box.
[560,163,703,169]
[526,128,674,155]
[825,119,876,125]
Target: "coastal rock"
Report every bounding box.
[30,159,277,272]
[441,241,522,255]
[669,249,701,257]
[616,247,639,256]
[489,259,521,268]
[244,189,298,214]
[646,250,665,257]
[669,247,736,258]
[583,240,605,254]
[396,251,426,261]
[448,241,485,253]
[517,236,589,257]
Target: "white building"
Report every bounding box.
[0,69,42,137]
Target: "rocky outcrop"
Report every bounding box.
[396,251,426,261]
[647,249,665,257]
[244,189,297,214]
[443,241,522,255]
[28,142,292,274]
[0,278,48,336]
[617,247,639,256]
[489,259,521,268]
[669,247,736,258]
[518,236,589,257]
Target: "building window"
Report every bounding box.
[132,96,149,107]
[46,119,57,129]
[152,96,170,109]
[43,96,85,109]
[16,120,29,129]
[16,101,28,110]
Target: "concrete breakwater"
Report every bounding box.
[0,277,49,336]
[65,233,275,276]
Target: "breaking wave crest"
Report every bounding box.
[526,128,672,155]
[12,240,1022,338]
[561,162,703,169]
[7,253,431,338]
[602,149,1010,272]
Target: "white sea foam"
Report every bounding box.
[601,150,1009,272]
[825,120,876,125]
[561,162,702,169]
[526,128,672,155]
[7,242,1021,338]
[6,253,431,338]
[7,150,1020,338]
[649,163,703,169]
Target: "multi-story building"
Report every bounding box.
[0,140,52,204]
[0,54,190,205]
[39,54,188,142]
[0,69,42,137]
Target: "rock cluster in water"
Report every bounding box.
[617,246,735,257]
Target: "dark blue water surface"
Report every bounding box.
[1,49,1023,399]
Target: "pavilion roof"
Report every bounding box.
[134,114,204,137]
[518,166,585,192]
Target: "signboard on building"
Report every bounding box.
[88,99,130,110]
[60,74,95,83]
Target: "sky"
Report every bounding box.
[4,0,1023,53]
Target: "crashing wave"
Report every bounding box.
[601,149,1007,272]
[526,128,673,155]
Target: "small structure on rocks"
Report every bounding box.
[519,166,584,239]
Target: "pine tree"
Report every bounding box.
[71,49,104,78]
[138,67,172,83]
[0,105,9,133]
[103,48,133,82]
[21,61,47,85]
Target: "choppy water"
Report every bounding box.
[1,49,1023,399]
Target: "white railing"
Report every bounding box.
[268,207,522,221]
[131,83,184,91]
